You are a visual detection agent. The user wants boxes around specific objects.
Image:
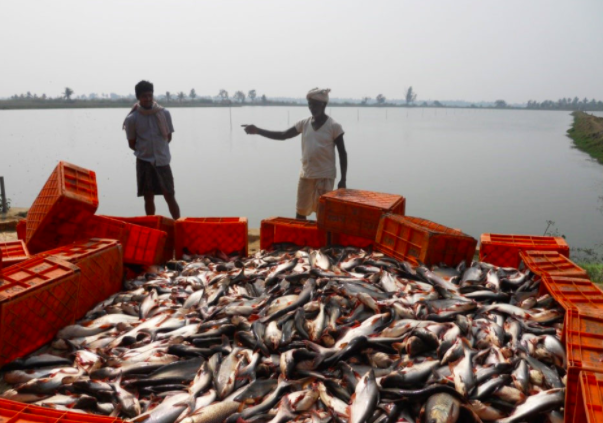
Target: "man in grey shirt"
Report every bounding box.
[124,80,180,219]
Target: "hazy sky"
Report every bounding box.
[2,0,603,103]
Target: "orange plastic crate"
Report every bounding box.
[565,310,603,423]
[16,219,26,241]
[175,217,248,258]
[375,215,477,268]
[0,398,123,423]
[260,217,326,251]
[329,232,374,249]
[317,189,406,240]
[105,215,175,263]
[25,162,99,254]
[37,239,123,320]
[63,216,166,266]
[0,256,80,367]
[479,233,569,268]
[520,250,589,280]
[575,371,603,423]
[541,275,603,313]
[0,240,30,267]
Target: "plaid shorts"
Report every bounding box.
[136,159,175,197]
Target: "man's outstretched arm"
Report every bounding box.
[335,134,347,189]
[242,125,299,141]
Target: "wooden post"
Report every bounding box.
[0,176,7,214]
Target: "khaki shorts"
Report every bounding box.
[296,177,335,217]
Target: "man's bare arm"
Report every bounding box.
[242,125,299,141]
[128,139,136,151]
[335,134,347,189]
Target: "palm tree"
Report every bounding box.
[177,92,185,102]
[165,92,172,102]
[63,87,74,100]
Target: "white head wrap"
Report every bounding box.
[306,88,330,103]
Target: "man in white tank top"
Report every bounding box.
[243,88,348,219]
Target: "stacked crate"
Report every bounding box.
[0,256,81,367]
[25,162,99,254]
[479,233,569,268]
[317,188,406,249]
[36,239,123,320]
[487,244,603,423]
[374,215,477,268]
[563,309,603,422]
[260,217,326,251]
[0,398,122,423]
[0,240,30,268]
[175,217,248,258]
[519,250,589,280]
[106,215,175,264]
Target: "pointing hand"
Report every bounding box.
[242,124,259,135]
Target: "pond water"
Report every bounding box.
[1,106,602,254]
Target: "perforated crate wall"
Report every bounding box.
[175,217,248,258]
[0,256,80,366]
[260,217,326,251]
[0,240,30,267]
[479,233,569,268]
[25,162,98,254]
[37,239,124,320]
[317,189,405,240]
[106,215,175,264]
[0,398,123,423]
[375,214,476,268]
[520,250,589,280]
[541,275,603,313]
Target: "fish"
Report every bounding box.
[495,388,564,423]
[179,401,240,423]
[423,393,460,423]
[349,369,379,423]
[0,246,567,423]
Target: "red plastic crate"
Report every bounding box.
[564,310,603,423]
[0,240,30,267]
[520,250,589,280]
[36,239,123,320]
[260,217,326,251]
[105,215,175,263]
[0,256,80,367]
[16,219,26,241]
[479,233,569,268]
[574,371,603,423]
[541,275,603,313]
[375,215,477,268]
[317,189,406,240]
[329,232,374,249]
[25,162,99,254]
[175,217,248,258]
[61,216,166,266]
[0,398,123,423]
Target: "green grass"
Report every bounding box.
[578,262,603,283]
[567,111,603,165]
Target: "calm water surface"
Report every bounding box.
[1,107,602,253]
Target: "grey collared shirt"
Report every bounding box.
[125,109,175,166]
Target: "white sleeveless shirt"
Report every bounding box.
[294,116,344,179]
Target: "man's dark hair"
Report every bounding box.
[135,80,154,98]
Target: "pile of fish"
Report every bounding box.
[0,246,567,423]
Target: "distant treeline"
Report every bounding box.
[2,87,603,111]
[527,97,603,111]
